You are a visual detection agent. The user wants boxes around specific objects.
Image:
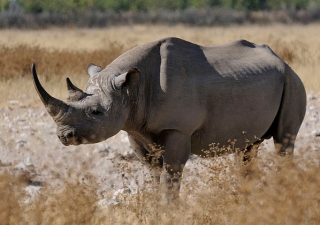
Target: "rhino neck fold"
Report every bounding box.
[123,73,149,133]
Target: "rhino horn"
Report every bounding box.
[31,63,68,118]
[66,77,85,102]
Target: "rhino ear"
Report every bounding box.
[66,77,85,102]
[87,64,102,77]
[114,68,141,90]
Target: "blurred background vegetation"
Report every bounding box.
[0,0,318,12]
[0,0,320,27]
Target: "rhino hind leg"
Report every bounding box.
[242,139,263,164]
[234,141,261,179]
[270,67,306,156]
[242,142,261,178]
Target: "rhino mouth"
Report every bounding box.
[60,138,81,146]
[58,131,82,146]
[59,134,94,146]
[61,141,71,146]
[58,127,103,146]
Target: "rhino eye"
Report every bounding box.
[91,109,102,115]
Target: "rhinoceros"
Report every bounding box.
[32,37,306,198]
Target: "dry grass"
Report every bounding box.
[0,24,320,224]
[1,24,320,105]
[0,43,124,79]
[1,149,320,225]
[0,32,304,79]
[107,152,320,225]
[0,41,125,106]
[0,168,102,224]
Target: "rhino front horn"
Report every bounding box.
[31,63,68,118]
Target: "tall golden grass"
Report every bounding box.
[1,149,320,224]
[1,24,319,105]
[0,41,125,106]
[0,35,301,79]
[0,24,319,224]
[0,43,124,79]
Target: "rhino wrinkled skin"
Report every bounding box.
[32,37,306,198]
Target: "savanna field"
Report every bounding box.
[1,24,320,224]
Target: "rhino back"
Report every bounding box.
[103,39,163,77]
[100,37,287,152]
[143,38,286,151]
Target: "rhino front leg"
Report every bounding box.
[127,134,163,186]
[160,130,191,200]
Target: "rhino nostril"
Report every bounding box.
[66,132,74,139]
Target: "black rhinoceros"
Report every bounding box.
[32,37,306,198]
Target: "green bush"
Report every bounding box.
[21,0,93,13]
[267,0,311,9]
[3,0,320,13]
[0,0,9,11]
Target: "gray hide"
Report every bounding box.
[32,37,306,198]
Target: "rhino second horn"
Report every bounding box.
[31,63,68,118]
[66,77,85,102]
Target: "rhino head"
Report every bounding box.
[31,63,140,146]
